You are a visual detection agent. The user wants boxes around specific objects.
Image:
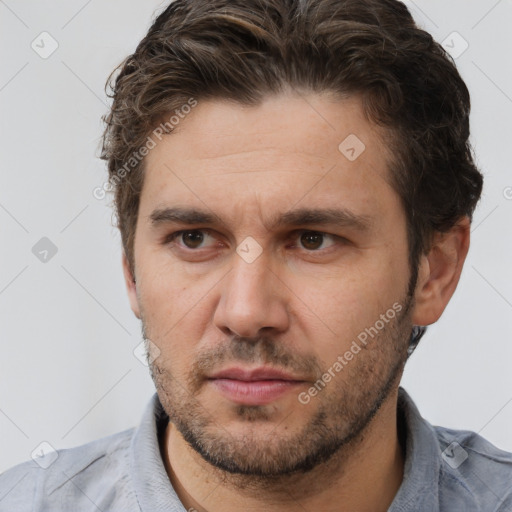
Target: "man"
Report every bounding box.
[1,0,511,510]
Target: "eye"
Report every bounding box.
[293,230,339,251]
[165,229,217,250]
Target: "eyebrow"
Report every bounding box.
[149,206,373,232]
[150,207,220,226]
[272,208,373,231]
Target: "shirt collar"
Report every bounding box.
[389,387,441,511]
[130,393,184,511]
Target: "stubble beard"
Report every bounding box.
[142,292,414,487]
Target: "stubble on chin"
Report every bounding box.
[143,295,413,490]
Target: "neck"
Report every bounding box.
[161,389,405,512]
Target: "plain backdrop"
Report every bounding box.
[1,0,511,474]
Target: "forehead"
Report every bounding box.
[139,92,399,230]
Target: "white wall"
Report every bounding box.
[1,0,511,473]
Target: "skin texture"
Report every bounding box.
[122,92,470,512]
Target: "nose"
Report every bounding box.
[213,251,290,339]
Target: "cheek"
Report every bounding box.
[135,251,219,350]
[292,257,405,353]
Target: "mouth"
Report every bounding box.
[207,366,307,406]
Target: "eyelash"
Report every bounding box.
[164,229,345,253]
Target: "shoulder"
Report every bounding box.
[434,425,512,510]
[0,428,138,512]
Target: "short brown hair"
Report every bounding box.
[100,0,483,278]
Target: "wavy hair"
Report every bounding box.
[100,0,483,290]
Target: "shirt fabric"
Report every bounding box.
[1,387,511,511]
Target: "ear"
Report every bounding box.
[411,216,470,326]
[122,252,141,319]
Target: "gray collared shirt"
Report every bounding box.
[1,387,511,511]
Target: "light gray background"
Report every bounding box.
[1,0,511,473]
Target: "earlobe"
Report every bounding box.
[411,217,471,326]
[122,253,141,319]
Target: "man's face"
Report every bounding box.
[129,92,416,476]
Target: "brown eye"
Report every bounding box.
[299,231,330,251]
[181,231,205,249]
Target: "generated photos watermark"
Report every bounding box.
[93,97,198,200]
[298,301,403,405]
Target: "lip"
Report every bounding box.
[207,366,306,406]
[209,366,302,382]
